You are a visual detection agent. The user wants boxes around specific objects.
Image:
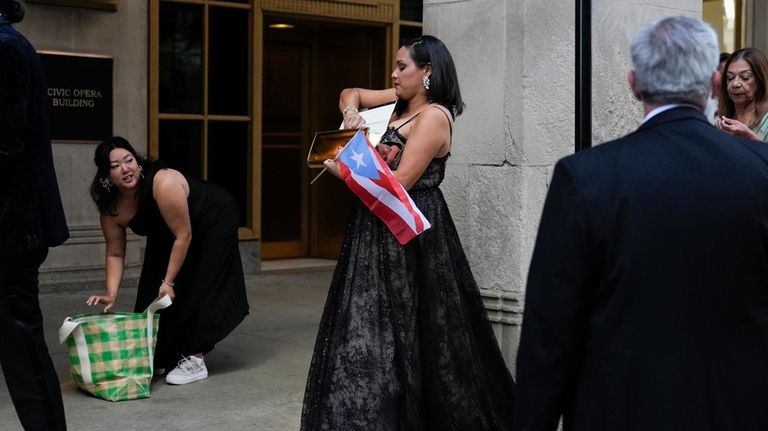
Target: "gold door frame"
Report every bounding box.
[149,0,258,240]
[150,0,417,245]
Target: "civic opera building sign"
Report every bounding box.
[38,51,113,142]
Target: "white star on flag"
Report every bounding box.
[350,150,367,169]
[336,129,431,244]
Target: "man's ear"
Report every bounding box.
[628,70,642,101]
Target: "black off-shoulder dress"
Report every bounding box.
[128,165,249,370]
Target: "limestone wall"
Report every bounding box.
[424,0,701,371]
[591,0,701,144]
[17,0,148,289]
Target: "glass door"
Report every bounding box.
[152,0,256,237]
[703,0,743,53]
[260,17,387,259]
[261,40,311,258]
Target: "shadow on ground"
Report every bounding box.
[0,269,333,431]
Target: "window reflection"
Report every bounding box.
[209,6,249,115]
[159,120,203,179]
[159,3,203,113]
[703,0,740,53]
[400,0,423,22]
[208,122,249,227]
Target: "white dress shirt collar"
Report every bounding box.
[642,103,702,124]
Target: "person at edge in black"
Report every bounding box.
[0,1,70,429]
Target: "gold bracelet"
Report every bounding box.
[342,106,358,116]
[162,279,175,288]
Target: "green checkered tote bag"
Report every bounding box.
[58,296,171,401]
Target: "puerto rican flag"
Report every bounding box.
[337,129,431,245]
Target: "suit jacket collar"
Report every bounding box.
[637,105,709,132]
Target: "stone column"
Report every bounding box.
[591,0,702,144]
[424,0,700,373]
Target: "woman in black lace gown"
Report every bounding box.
[86,137,248,385]
[301,35,515,431]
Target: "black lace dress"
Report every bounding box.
[128,165,249,370]
[301,129,515,431]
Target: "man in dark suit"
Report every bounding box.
[513,16,768,431]
[0,1,69,429]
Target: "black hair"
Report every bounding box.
[90,136,157,216]
[394,35,465,118]
[0,1,25,23]
[719,52,731,64]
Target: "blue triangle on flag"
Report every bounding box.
[340,131,380,180]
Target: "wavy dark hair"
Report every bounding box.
[90,136,156,216]
[718,47,768,128]
[0,0,25,23]
[394,35,465,119]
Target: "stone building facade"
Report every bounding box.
[15,0,766,369]
[424,0,764,370]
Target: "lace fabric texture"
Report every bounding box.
[301,153,515,430]
[380,127,406,149]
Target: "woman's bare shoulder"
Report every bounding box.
[414,104,453,130]
[152,167,183,181]
[152,168,188,188]
[152,168,190,199]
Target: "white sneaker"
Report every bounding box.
[165,356,208,385]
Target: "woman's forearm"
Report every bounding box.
[339,88,361,114]
[746,128,762,142]
[104,254,124,297]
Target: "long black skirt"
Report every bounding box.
[301,186,515,431]
[133,190,249,370]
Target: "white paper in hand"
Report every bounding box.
[340,102,396,146]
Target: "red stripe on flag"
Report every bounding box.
[337,130,430,245]
[343,174,419,244]
[367,170,425,233]
[363,144,426,232]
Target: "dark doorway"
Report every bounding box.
[261,17,387,259]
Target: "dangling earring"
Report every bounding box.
[422,75,431,91]
[138,165,144,179]
[100,177,112,192]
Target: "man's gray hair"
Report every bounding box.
[631,16,719,107]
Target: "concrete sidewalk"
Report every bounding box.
[0,268,334,431]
